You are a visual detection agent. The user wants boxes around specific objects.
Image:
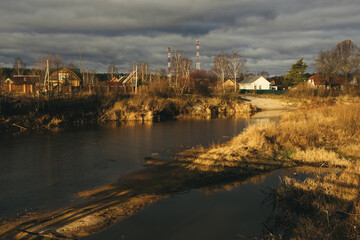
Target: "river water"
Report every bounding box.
[0,116,277,219]
[83,168,299,240]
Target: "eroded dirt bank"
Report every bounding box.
[0,95,256,134]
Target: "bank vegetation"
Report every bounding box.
[0,93,255,134]
[186,101,360,239]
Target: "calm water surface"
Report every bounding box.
[83,169,295,240]
[0,117,275,218]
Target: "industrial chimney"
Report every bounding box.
[168,46,171,80]
[196,40,200,70]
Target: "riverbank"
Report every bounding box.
[1,98,358,239]
[0,94,256,134]
[187,101,360,239]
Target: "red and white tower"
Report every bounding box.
[196,40,200,70]
[168,46,171,80]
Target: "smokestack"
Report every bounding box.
[168,46,171,79]
[196,40,200,70]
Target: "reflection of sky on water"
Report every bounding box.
[0,117,278,218]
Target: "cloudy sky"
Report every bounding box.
[0,0,359,75]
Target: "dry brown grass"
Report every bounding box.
[101,95,255,122]
[185,102,360,239]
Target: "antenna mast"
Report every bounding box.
[168,46,171,83]
[196,40,200,70]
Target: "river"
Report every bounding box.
[0,115,278,220]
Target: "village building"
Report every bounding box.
[3,78,13,84]
[224,79,236,88]
[308,74,345,89]
[102,77,124,87]
[269,78,284,90]
[239,76,271,90]
[49,68,81,87]
[1,75,40,93]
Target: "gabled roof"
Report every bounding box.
[240,76,258,84]
[240,76,270,84]
[49,68,81,81]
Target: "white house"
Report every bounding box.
[239,76,271,90]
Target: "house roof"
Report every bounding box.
[12,75,40,85]
[240,76,258,84]
[102,80,123,86]
[309,75,345,85]
[240,76,270,84]
[49,68,81,81]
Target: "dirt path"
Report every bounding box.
[243,96,295,110]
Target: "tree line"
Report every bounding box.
[1,39,359,91]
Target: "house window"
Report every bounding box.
[58,73,69,81]
[259,85,262,90]
[254,85,257,90]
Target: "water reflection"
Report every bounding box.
[82,168,295,240]
[0,117,273,218]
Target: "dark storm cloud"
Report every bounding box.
[0,0,359,75]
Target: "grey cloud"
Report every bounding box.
[0,0,359,75]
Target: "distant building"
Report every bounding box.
[269,77,284,90]
[1,75,40,94]
[49,68,81,87]
[308,75,345,89]
[3,78,13,84]
[12,75,40,85]
[102,77,124,87]
[239,76,271,90]
[224,79,236,88]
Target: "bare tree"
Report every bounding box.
[31,55,47,87]
[315,40,360,83]
[333,40,360,82]
[180,58,192,79]
[82,68,97,86]
[107,61,118,80]
[212,52,230,90]
[257,71,270,78]
[52,54,64,69]
[154,68,167,82]
[67,61,79,70]
[138,61,149,84]
[171,50,184,87]
[88,69,97,85]
[315,50,337,80]
[13,57,26,75]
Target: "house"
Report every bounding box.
[269,77,284,90]
[12,75,40,86]
[1,75,40,93]
[239,76,271,90]
[49,68,81,87]
[308,75,345,89]
[3,78,13,84]
[224,79,236,88]
[102,77,124,87]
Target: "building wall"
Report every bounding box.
[239,77,271,90]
